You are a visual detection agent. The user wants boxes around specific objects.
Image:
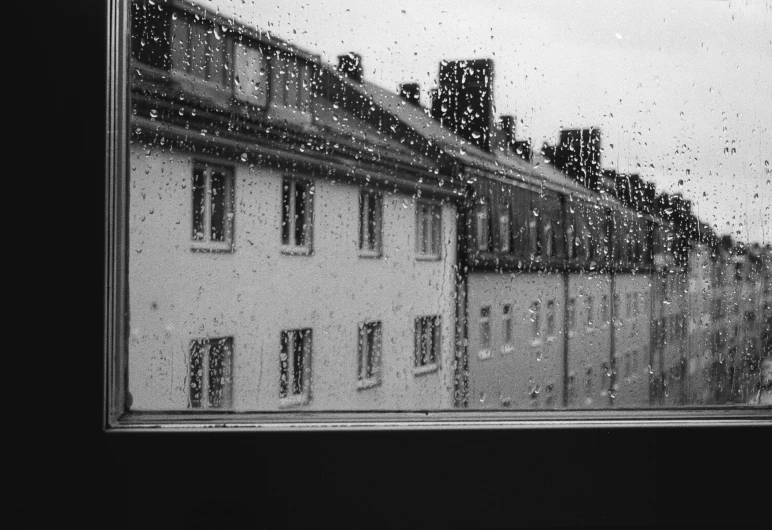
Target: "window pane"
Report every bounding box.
[209,171,225,242]
[192,168,206,240]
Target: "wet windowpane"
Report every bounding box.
[123,0,772,417]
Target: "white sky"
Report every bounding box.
[202,0,771,244]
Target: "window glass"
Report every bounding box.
[120,0,771,422]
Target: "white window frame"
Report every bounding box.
[188,337,234,409]
[281,177,314,255]
[530,301,542,346]
[279,328,312,407]
[546,300,557,341]
[585,295,595,334]
[191,163,234,252]
[415,200,442,260]
[501,302,514,353]
[414,315,441,374]
[357,321,382,389]
[475,204,490,252]
[478,305,492,359]
[358,189,383,258]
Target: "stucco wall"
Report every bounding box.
[128,146,457,410]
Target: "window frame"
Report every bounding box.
[357,321,382,389]
[358,189,383,258]
[413,315,442,374]
[415,199,443,261]
[279,328,313,407]
[188,337,234,410]
[281,176,314,255]
[191,162,235,253]
[232,38,270,108]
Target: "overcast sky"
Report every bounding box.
[202,0,771,245]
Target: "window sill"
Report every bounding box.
[412,364,439,376]
[191,241,233,253]
[357,378,381,390]
[281,245,313,256]
[416,253,442,262]
[358,249,382,259]
[279,394,310,408]
[478,349,492,360]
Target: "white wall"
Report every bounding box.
[128,146,457,411]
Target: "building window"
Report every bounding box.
[414,316,441,372]
[478,306,492,359]
[475,204,491,252]
[543,220,555,258]
[585,296,594,329]
[171,15,231,87]
[279,329,312,404]
[568,298,576,336]
[359,190,383,256]
[270,51,313,115]
[416,201,442,259]
[502,303,514,352]
[189,337,233,409]
[530,301,541,344]
[566,221,576,259]
[499,207,511,253]
[546,300,556,339]
[601,294,609,327]
[233,42,269,106]
[192,164,234,251]
[358,321,382,389]
[528,218,540,258]
[281,178,313,253]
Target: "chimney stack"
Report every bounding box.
[556,128,601,190]
[338,53,363,83]
[434,59,495,152]
[399,82,421,106]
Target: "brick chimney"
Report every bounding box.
[399,82,421,106]
[433,59,495,152]
[338,53,363,83]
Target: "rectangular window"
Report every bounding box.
[531,301,541,343]
[192,164,234,251]
[359,190,383,256]
[171,15,230,86]
[585,296,594,329]
[271,52,313,114]
[479,306,492,359]
[281,178,313,253]
[189,337,233,409]
[502,303,513,352]
[233,42,269,106]
[416,201,442,259]
[601,294,610,327]
[358,321,382,388]
[476,205,490,252]
[543,220,554,258]
[546,300,556,339]
[499,208,511,253]
[279,329,312,403]
[414,316,441,371]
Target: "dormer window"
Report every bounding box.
[270,50,313,121]
[233,41,269,107]
[170,15,231,88]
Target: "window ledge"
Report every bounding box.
[281,245,313,256]
[191,241,233,253]
[478,349,492,360]
[416,254,442,262]
[412,364,439,376]
[357,378,381,390]
[279,394,310,408]
[358,249,382,259]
